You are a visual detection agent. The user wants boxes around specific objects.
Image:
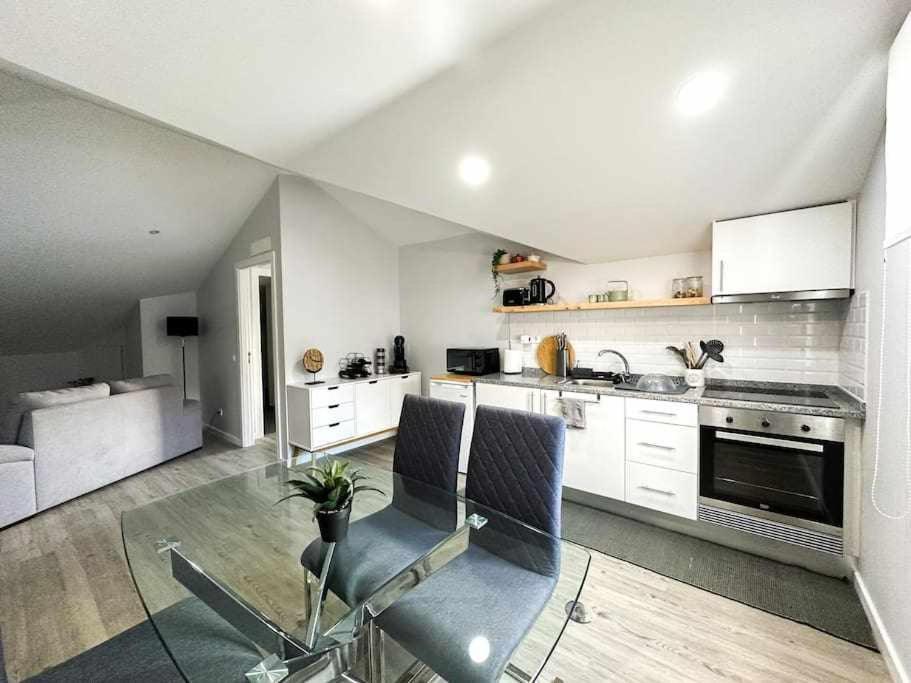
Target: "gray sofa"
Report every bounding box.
[0,375,202,527]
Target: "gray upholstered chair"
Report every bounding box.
[300,394,465,606]
[376,405,566,683]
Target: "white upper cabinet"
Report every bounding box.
[712,202,854,298]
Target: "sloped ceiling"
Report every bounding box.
[0,71,278,355]
[0,0,555,168]
[296,0,910,263]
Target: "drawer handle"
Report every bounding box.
[637,442,675,452]
[401,375,409,379]
[369,380,378,385]
[328,422,340,428]
[328,386,339,391]
[638,485,676,496]
[640,409,677,417]
[328,404,340,409]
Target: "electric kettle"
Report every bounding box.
[529,277,556,304]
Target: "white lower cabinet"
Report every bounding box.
[626,419,698,474]
[287,373,421,451]
[625,461,698,520]
[388,373,422,425]
[542,390,625,500]
[355,379,391,435]
[475,383,540,412]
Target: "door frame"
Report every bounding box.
[236,252,281,449]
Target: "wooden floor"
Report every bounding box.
[0,434,888,682]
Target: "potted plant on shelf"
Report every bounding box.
[276,460,384,543]
[492,248,509,298]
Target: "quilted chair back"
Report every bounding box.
[465,405,565,576]
[392,394,464,529]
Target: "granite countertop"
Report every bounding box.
[472,370,865,419]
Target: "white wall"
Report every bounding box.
[198,178,283,448]
[139,291,199,399]
[854,133,911,679]
[278,175,400,383]
[400,232,846,391]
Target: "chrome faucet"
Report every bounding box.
[598,349,631,381]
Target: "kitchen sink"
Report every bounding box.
[559,379,616,388]
[613,381,690,395]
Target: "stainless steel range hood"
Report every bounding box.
[711,288,852,304]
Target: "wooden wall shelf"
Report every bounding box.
[494,297,710,313]
[493,260,547,274]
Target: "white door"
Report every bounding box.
[355,380,390,435]
[429,380,474,474]
[542,390,625,501]
[475,383,539,412]
[712,202,854,296]
[388,373,421,427]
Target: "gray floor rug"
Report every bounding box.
[561,499,876,650]
[21,598,261,682]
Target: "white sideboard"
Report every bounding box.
[287,373,421,451]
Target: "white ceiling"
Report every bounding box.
[0,0,554,169]
[296,0,910,263]
[0,71,277,355]
[317,181,472,246]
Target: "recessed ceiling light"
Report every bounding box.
[458,155,491,187]
[468,636,490,663]
[148,229,161,235]
[675,71,728,115]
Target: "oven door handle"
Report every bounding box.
[715,430,824,453]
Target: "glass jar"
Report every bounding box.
[685,275,704,298]
[607,280,629,302]
[672,278,686,298]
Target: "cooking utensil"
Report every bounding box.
[537,335,576,375]
[698,339,725,368]
[666,345,689,367]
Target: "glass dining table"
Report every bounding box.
[121,454,591,682]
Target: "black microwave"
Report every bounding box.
[446,348,500,376]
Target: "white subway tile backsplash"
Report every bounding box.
[502,299,854,386]
[838,291,868,400]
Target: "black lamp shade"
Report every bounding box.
[166,316,199,337]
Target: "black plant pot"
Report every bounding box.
[316,502,351,543]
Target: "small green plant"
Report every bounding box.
[491,248,508,298]
[276,460,384,518]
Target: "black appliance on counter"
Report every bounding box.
[529,277,556,304]
[446,348,500,376]
[698,405,845,555]
[502,287,530,307]
[390,335,409,374]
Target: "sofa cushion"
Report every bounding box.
[0,383,110,445]
[0,444,35,464]
[109,374,174,395]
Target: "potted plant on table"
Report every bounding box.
[276,460,383,543]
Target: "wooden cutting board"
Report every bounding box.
[536,335,576,375]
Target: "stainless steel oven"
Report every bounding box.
[698,406,845,554]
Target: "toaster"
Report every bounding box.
[502,287,530,307]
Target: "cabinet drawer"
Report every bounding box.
[311,384,355,408]
[312,420,355,448]
[625,398,697,426]
[625,461,697,519]
[626,419,698,474]
[313,402,355,428]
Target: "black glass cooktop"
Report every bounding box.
[701,385,840,409]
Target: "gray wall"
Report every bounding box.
[278,175,400,383]
[854,133,910,676]
[197,179,282,446]
[124,302,143,378]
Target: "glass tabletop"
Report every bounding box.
[122,454,590,682]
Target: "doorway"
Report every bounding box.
[236,254,280,451]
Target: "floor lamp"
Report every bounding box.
[166,316,199,400]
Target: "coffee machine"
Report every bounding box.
[390,335,409,374]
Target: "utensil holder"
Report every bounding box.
[555,350,569,377]
[685,368,705,388]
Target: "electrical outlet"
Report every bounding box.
[217,408,224,416]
